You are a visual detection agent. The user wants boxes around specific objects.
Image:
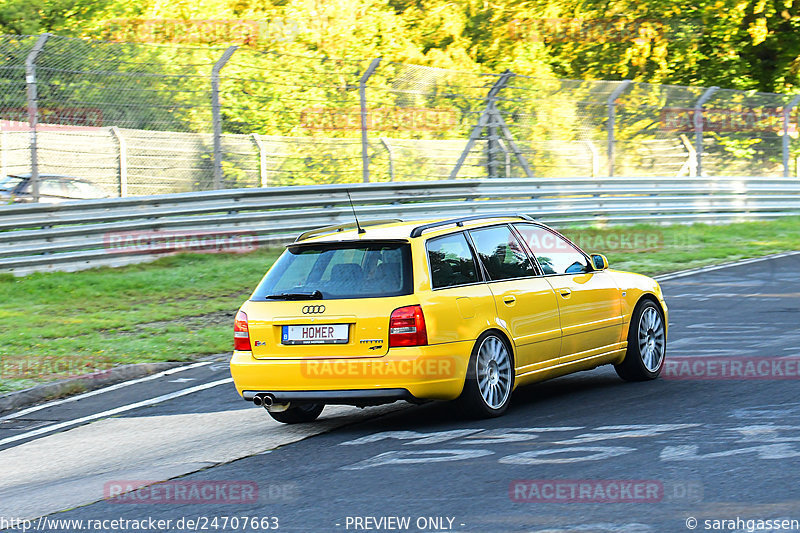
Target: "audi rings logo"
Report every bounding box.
[302,305,326,314]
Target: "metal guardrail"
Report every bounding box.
[2,177,800,275]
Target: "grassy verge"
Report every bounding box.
[2,216,799,393]
[0,248,282,393]
[594,216,800,274]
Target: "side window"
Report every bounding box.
[61,181,82,198]
[514,224,589,275]
[427,233,479,289]
[39,180,66,197]
[68,181,101,199]
[468,225,536,281]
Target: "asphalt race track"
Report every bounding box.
[2,252,800,532]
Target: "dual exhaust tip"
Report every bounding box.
[252,394,275,407]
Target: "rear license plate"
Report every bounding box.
[281,324,349,345]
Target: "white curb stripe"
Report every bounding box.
[0,378,233,447]
[0,361,214,422]
[655,251,800,282]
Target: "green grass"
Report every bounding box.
[0,248,282,393]
[592,216,800,274]
[2,216,800,394]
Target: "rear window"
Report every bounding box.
[251,242,413,300]
[0,175,24,192]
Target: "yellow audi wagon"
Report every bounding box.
[230,215,667,423]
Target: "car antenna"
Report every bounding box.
[346,190,365,234]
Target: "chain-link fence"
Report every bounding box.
[2,33,800,200]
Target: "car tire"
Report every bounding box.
[615,300,666,381]
[456,332,515,418]
[267,403,325,424]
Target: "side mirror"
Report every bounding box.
[591,254,609,271]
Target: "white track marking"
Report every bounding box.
[0,377,232,447]
[655,251,800,282]
[0,361,214,422]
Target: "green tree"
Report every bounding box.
[0,0,113,35]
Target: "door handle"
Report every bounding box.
[559,288,572,298]
[503,295,516,305]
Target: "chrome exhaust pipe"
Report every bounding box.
[253,393,275,408]
[253,393,288,411]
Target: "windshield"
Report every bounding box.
[251,242,413,300]
[0,175,24,191]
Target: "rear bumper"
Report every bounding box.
[230,341,472,404]
[242,388,413,406]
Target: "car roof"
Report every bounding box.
[8,173,92,182]
[296,215,549,244]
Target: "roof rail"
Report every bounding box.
[409,213,534,238]
[295,219,404,242]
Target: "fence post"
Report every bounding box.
[679,133,697,177]
[487,109,502,178]
[484,71,511,178]
[252,133,267,187]
[110,127,128,197]
[360,58,382,183]
[694,86,719,177]
[0,130,6,179]
[25,33,51,203]
[379,137,395,181]
[211,46,238,190]
[783,94,800,177]
[450,71,533,179]
[496,138,511,178]
[606,79,631,177]
[584,141,599,178]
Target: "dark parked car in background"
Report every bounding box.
[0,174,112,203]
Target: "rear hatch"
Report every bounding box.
[244,240,414,359]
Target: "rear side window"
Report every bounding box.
[251,242,412,300]
[468,225,536,281]
[427,233,479,289]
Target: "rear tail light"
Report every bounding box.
[389,305,428,347]
[234,310,251,351]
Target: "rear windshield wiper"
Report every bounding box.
[265,290,323,300]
